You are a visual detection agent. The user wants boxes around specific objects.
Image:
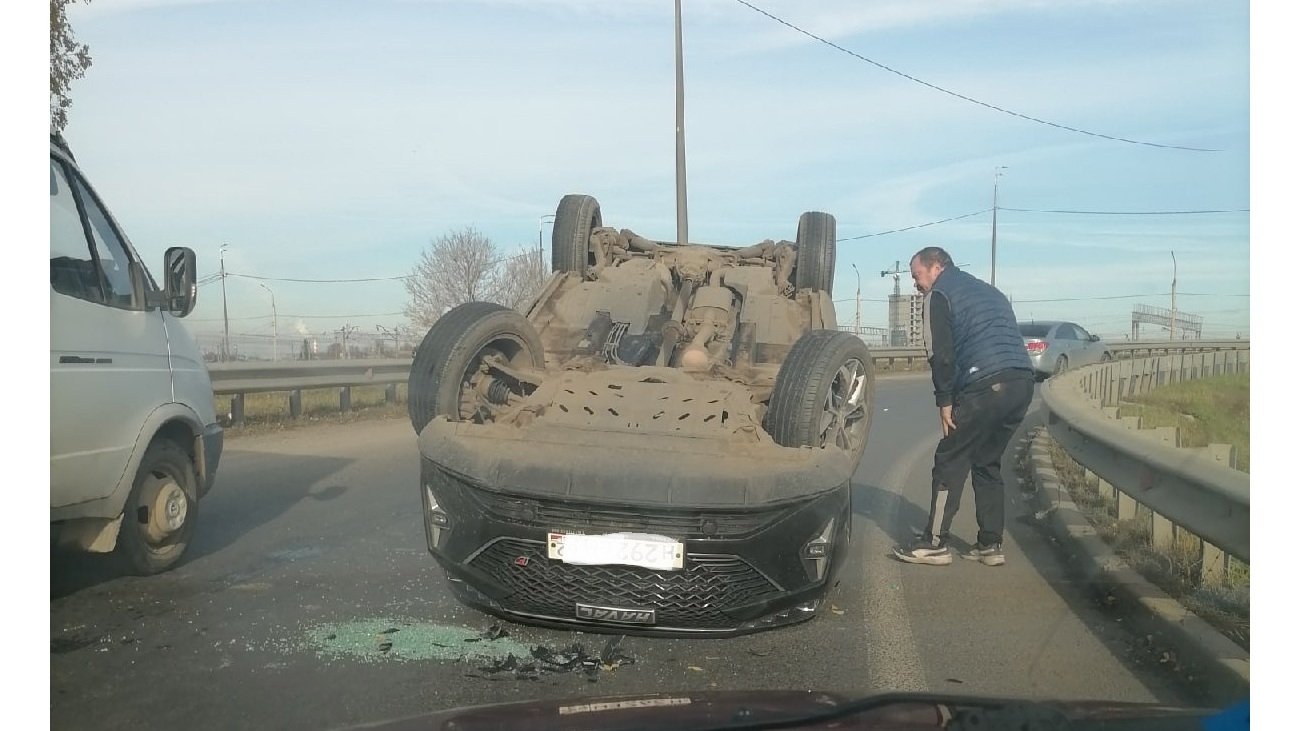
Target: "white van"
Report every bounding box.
[50,135,223,575]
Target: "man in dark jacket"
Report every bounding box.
[893,246,1035,566]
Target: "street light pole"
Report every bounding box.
[220,244,230,362]
[258,282,277,361]
[1170,251,1177,341]
[851,263,861,335]
[539,214,555,278]
[991,166,1007,287]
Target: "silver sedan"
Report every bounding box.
[1019,320,1113,378]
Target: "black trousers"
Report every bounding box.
[925,372,1034,547]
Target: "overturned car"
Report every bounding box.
[408,194,874,636]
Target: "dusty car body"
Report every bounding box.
[408,194,873,636]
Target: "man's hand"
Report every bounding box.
[939,405,956,437]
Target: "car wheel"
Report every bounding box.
[1100,351,1113,363]
[1053,355,1069,375]
[408,301,546,434]
[793,211,836,296]
[116,439,198,576]
[551,194,602,276]
[764,330,873,461]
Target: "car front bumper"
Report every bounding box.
[415,420,856,637]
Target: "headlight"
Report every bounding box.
[802,517,837,581]
[424,483,450,549]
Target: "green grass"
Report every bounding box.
[216,384,409,437]
[1116,373,1249,472]
[1045,439,1249,650]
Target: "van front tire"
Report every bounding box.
[117,440,198,576]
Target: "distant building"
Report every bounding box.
[888,292,926,347]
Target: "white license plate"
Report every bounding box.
[547,532,684,571]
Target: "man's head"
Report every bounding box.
[910,246,953,293]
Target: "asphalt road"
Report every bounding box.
[50,374,1199,730]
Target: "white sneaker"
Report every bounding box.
[892,539,952,565]
[961,542,1006,566]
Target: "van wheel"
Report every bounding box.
[117,440,197,576]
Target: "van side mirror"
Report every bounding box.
[1089,334,1100,342]
[163,247,198,317]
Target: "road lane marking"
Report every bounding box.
[858,436,935,693]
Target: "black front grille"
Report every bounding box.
[462,489,790,539]
[468,538,783,629]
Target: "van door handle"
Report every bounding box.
[59,356,111,364]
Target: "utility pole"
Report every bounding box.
[220,244,230,362]
[258,282,277,361]
[338,323,359,359]
[673,0,689,248]
[1170,251,1177,341]
[991,166,1007,287]
[851,263,861,335]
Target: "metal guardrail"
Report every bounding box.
[209,359,411,395]
[207,340,1249,428]
[1039,348,1250,564]
[860,339,1247,369]
[209,359,411,424]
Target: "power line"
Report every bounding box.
[190,310,406,322]
[854,292,1248,305]
[190,315,272,322]
[282,312,406,319]
[227,272,411,283]
[837,210,990,241]
[834,204,1245,242]
[1013,293,1247,303]
[488,250,539,267]
[730,0,1222,153]
[1001,207,1249,216]
[218,250,536,285]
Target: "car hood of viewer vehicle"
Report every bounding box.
[338,690,1232,731]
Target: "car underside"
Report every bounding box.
[406,194,874,635]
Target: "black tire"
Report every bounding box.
[1100,351,1113,363]
[1054,355,1069,375]
[764,330,874,459]
[408,302,546,434]
[116,440,198,576]
[793,211,836,295]
[552,194,602,275]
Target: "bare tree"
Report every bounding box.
[403,226,505,330]
[496,248,550,311]
[404,227,559,331]
[51,0,94,134]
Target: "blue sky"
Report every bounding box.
[45,0,1257,342]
